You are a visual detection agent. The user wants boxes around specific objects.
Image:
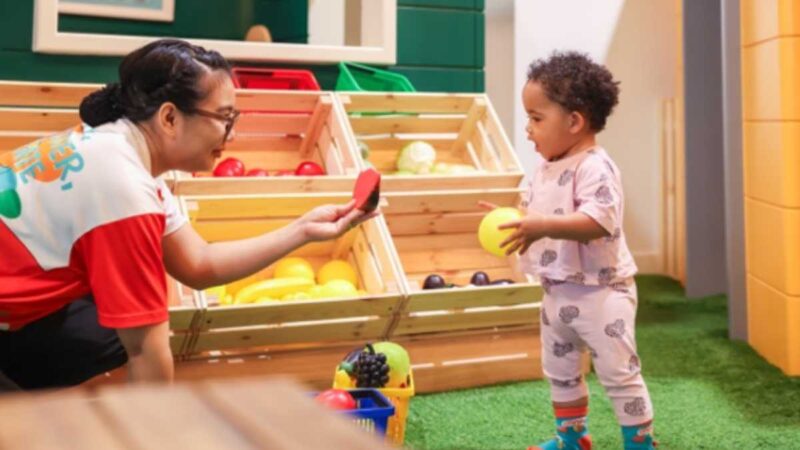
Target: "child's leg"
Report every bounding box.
[576,281,656,449]
[529,284,593,450]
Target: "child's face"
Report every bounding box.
[522,81,585,161]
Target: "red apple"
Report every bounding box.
[294,161,326,176]
[213,157,245,177]
[246,168,269,177]
[314,389,356,410]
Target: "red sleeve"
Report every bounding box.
[72,214,169,329]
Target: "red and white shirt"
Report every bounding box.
[0,118,187,330]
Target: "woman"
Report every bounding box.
[0,39,374,389]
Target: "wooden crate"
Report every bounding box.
[379,189,543,339]
[336,92,525,191]
[171,90,360,195]
[177,192,406,358]
[0,80,100,154]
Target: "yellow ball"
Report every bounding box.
[478,207,523,257]
[317,259,358,287]
[273,257,315,281]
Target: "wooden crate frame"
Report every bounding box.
[176,192,406,358]
[336,92,525,191]
[378,188,543,340]
[171,89,360,195]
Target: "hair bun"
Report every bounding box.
[79,82,125,127]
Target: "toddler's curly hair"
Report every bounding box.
[527,51,620,132]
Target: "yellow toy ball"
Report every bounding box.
[273,257,315,281]
[478,207,523,257]
[317,259,358,287]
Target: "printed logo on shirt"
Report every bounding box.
[0,126,88,219]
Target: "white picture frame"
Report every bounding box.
[34,0,397,65]
[58,0,175,23]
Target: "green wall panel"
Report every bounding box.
[0,0,484,93]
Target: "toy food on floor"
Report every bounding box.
[294,161,325,176]
[314,389,356,410]
[273,257,315,281]
[479,207,523,257]
[213,157,245,177]
[339,342,411,389]
[396,140,436,174]
[317,259,358,286]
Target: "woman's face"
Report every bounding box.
[168,70,237,172]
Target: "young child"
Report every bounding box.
[500,52,656,449]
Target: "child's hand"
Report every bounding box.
[498,210,549,255]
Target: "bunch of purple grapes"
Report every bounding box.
[354,344,390,388]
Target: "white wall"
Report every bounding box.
[308,0,345,46]
[486,0,677,273]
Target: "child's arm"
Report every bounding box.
[498,210,608,255]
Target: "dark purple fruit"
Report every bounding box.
[490,278,515,286]
[470,271,491,286]
[423,274,447,289]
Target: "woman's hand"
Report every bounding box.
[498,210,550,255]
[296,200,379,242]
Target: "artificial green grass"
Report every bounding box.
[403,275,800,449]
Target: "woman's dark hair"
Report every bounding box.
[80,39,231,127]
[527,51,620,132]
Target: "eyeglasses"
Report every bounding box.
[188,108,240,143]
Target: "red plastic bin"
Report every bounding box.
[232,67,321,91]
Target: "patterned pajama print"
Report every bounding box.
[521,147,653,426]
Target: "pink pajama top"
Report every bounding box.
[520,147,637,288]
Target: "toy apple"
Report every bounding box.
[245,168,269,177]
[213,157,245,177]
[294,161,325,176]
[314,389,356,410]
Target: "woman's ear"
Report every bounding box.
[157,102,179,138]
[568,111,588,134]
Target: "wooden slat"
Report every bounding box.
[202,295,401,329]
[0,108,80,132]
[399,247,508,273]
[403,283,542,312]
[0,394,126,449]
[451,98,487,152]
[299,96,333,158]
[357,137,455,152]
[235,89,322,113]
[225,135,302,152]
[484,99,524,171]
[191,217,294,240]
[382,189,523,214]
[472,120,503,172]
[392,232,478,251]
[339,92,477,114]
[193,319,388,351]
[0,81,101,107]
[393,304,539,336]
[174,175,356,197]
[350,116,463,135]
[235,112,310,135]
[185,193,350,220]
[169,305,198,330]
[382,172,523,191]
[385,211,485,235]
[95,385,258,449]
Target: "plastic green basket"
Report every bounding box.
[335,62,416,92]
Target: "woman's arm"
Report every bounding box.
[116,321,173,383]
[162,201,375,290]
